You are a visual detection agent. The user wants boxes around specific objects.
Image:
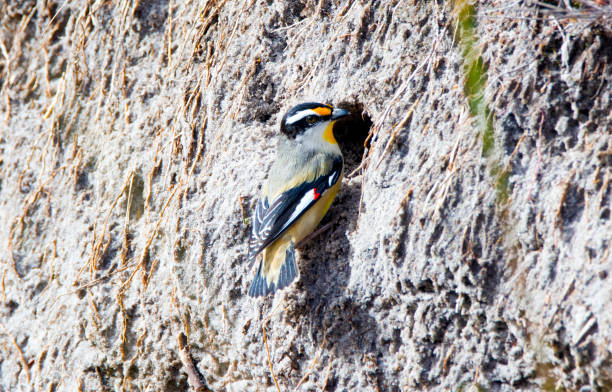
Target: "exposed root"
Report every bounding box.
[178,332,210,392]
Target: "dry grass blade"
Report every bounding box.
[262,321,282,392]
[293,337,326,391]
[8,164,67,280]
[369,9,443,138]
[533,0,612,24]
[120,181,182,291]
[374,97,420,170]
[0,318,30,384]
[352,4,445,227]
[75,171,135,284]
[320,354,334,390]
[1,269,6,302]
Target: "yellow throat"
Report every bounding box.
[323,121,338,144]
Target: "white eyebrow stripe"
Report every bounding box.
[286,109,318,125]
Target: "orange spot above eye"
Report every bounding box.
[312,107,332,117]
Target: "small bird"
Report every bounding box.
[247,102,349,297]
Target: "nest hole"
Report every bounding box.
[334,102,373,174]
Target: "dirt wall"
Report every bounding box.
[0,0,611,390]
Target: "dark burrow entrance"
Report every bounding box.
[334,101,373,174]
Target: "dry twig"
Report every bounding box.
[177,333,210,392]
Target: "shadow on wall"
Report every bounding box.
[289,103,386,388]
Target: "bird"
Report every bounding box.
[247,102,349,297]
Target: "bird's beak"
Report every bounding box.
[331,108,350,120]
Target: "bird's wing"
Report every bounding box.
[247,156,343,265]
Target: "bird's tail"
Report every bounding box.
[248,239,297,297]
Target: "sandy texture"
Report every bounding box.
[0,0,611,390]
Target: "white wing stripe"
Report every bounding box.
[279,191,315,232]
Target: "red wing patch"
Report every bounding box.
[313,188,320,200]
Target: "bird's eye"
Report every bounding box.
[306,116,317,124]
